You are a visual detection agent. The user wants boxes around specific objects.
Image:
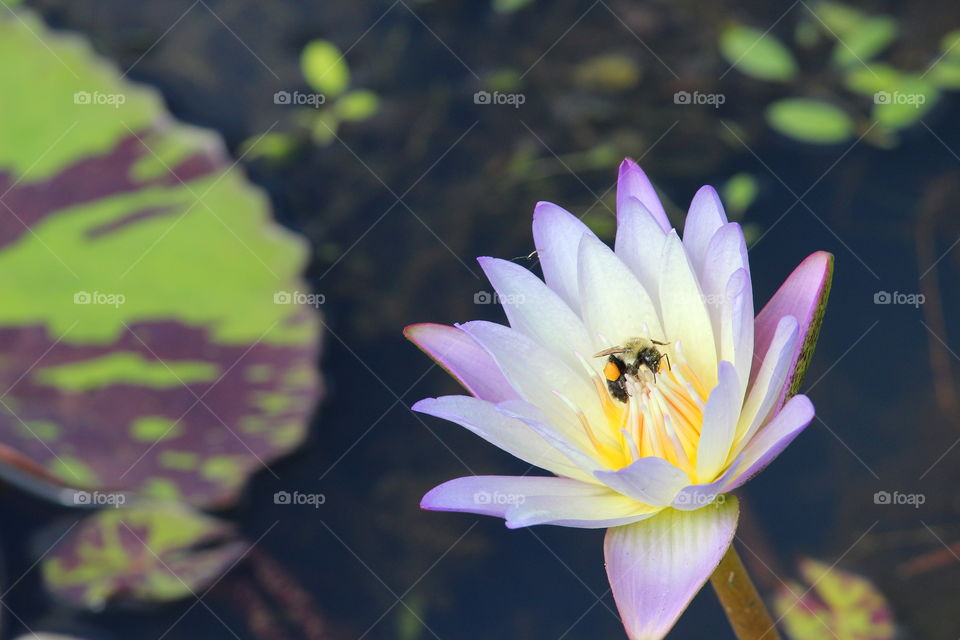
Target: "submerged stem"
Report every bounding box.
[710,544,781,640]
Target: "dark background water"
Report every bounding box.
[4,0,960,638]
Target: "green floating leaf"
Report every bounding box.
[940,29,960,57]
[301,39,349,98]
[492,0,534,14]
[42,502,246,609]
[774,557,895,640]
[810,2,865,38]
[334,89,380,122]
[766,98,854,144]
[830,16,898,68]
[719,23,798,82]
[842,62,902,96]
[573,54,642,92]
[928,57,960,89]
[721,173,758,217]
[240,131,299,162]
[871,75,937,130]
[0,10,321,508]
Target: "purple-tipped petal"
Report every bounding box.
[594,457,690,507]
[404,323,517,402]
[752,252,834,409]
[477,256,593,370]
[726,394,814,491]
[682,185,729,276]
[735,315,799,450]
[532,202,595,314]
[421,475,658,529]
[413,396,593,482]
[605,498,740,640]
[618,159,671,232]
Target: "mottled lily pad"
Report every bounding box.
[773,558,895,640]
[42,502,246,609]
[0,10,321,507]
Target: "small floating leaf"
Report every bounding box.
[42,503,246,609]
[871,76,937,130]
[810,2,864,38]
[842,63,901,96]
[940,29,960,57]
[301,39,349,98]
[774,557,895,640]
[766,98,854,144]
[720,24,798,82]
[928,57,960,89]
[722,173,759,217]
[334,89,380,122]
[493,0,534,14]
[830,16,898,68]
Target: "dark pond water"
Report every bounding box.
[4,1,960,638]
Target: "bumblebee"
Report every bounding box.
[595,338,671,402]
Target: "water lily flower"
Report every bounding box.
[406,159,832,640]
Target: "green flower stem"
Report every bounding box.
[710,543,781,640]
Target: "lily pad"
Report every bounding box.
[0,10,321,508]
[42,502,246,609]
[829,16,898,68]
[774,558,895,640]
[766,98,854,144]
[719,23,798,82]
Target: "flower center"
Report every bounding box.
[578,343,709,477]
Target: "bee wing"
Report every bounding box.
[593,346,627,358]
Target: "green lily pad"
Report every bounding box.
[842,63,902,96]
[829,16,898,68]
[774,558,895,639]
[871,76,938,130]
[721,173,758,218]
[42,502,246,609]
[766,98,854,144]
[719,23,798,82]
[301,39,349,99]
[0,10,321,508]
[334,89,381,122]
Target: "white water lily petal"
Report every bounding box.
[682,185,728,275]
[618,159,670,232]
[594,457,691,507]
[404,323,518,402]
[579,234,665,349]
[615,196,668,298]
[413,396,594,483]
[532,201,595,314]
[659,231,718,387]
[478,256,593,370]
[422,475,660,529]
[695,361,741,483]
[605,498,740,640]
[458,321,605,448]
[733,315,799,455]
